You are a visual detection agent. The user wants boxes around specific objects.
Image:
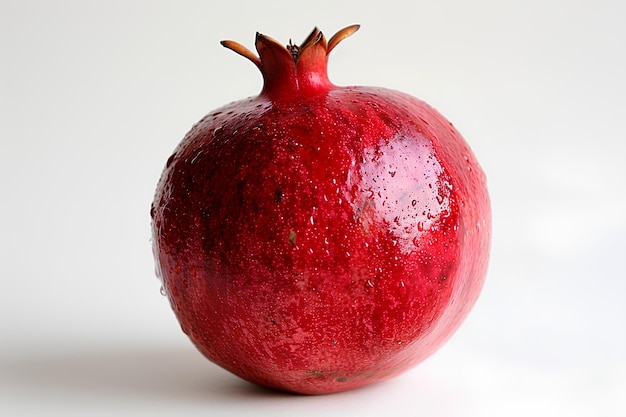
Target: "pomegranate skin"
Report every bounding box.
[151,26,490,395]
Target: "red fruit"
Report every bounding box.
[151,25,490,395]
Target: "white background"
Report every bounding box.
[2,0,625,415]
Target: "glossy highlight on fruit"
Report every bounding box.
[151,25,491,395]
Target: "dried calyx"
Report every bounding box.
[221,25,360,96]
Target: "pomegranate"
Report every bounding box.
[151,25,490,395]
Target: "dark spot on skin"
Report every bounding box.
[274,188,284,203]
[336,377,348,382]
[288,229,297,246]
[307,370,327,380]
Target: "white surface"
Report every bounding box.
[2,0,625,415]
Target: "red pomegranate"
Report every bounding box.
[151,25,490,395]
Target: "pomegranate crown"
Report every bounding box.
[221,25,360,97]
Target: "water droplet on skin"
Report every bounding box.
[166,153,176,168]
[159,286,166,296]
[411,199,417,207]
[190,149,204,164]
